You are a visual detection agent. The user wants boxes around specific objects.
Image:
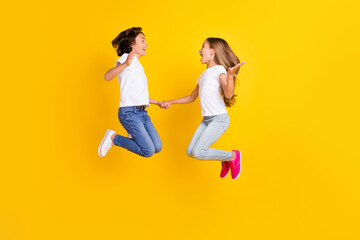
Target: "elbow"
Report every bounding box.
[225,93,233,99]
[104,74,110,81]
[190,96,197,102]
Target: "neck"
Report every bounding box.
[206,59,217,68]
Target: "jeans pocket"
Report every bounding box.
[120,111,135,118]
[120,117,133,131]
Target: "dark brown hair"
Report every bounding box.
[112,27,144,56]
[206,38,240,107]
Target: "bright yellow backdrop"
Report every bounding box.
[1,0,360,239]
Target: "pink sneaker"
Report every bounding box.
[228,150,241,179]
[98,129,115,157]
[220,161,230,178]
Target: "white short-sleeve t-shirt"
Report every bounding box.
[115,53,149,108]
[197,65,228,116]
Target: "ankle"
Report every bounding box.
[231,151,236,161]
[111,133,116,142]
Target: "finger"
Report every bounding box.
[234,63,243,69]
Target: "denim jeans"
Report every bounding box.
[186,113,232,161]
[113,106,162,157]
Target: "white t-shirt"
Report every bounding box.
[115,54,149,108]
[197,65,228,116]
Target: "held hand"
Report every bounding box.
[157,101,164,108]
[228,62,246,77]
[159,101,171,109]
[157,101,166,109]
[125,49,136,66]
[163,102,172,109]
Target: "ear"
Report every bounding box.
[210,49,216,56]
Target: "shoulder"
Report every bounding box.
[116,53,129,65]
[216,65,227,75]
[210,65,227,79]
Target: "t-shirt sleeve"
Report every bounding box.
[218,66,227,78]
[197,74,202,84]
[115,54,128,66]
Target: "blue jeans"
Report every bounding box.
[113,106,162,157]
[186,113,232,161]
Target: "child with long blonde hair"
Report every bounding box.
[161,38,245,179]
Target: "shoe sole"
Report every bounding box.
[98,130,112,157]
[233,151,242,180]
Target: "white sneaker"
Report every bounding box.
[98,129,115,157]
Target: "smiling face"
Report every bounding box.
[199,40,215,65]
[131,33,147,57]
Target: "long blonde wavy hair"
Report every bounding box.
[206,37,240,107]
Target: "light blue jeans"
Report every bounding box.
[186,113,233,161]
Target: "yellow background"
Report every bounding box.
[1,0,360,239]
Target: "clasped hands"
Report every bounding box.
[157,101,172,109]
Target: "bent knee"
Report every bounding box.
[192,153,203,160]
[142,151,155,158]
[141,146,155,158]
[154,143,163,153]
[186,147,193,158]
[191,149,205,160]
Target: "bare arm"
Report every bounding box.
[104,50,136,81]
[149,98,161,107]
[219,62,246,99]
[160,85,199,109]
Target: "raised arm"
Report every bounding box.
[219,62,246,99]
[104,50,136,81]
[160,85,199,109]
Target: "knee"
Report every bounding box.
[186,146,193,158]
[141,145,155,158]
[142,150,155,158]
[191,148,205,160]
[154,142,162,153]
